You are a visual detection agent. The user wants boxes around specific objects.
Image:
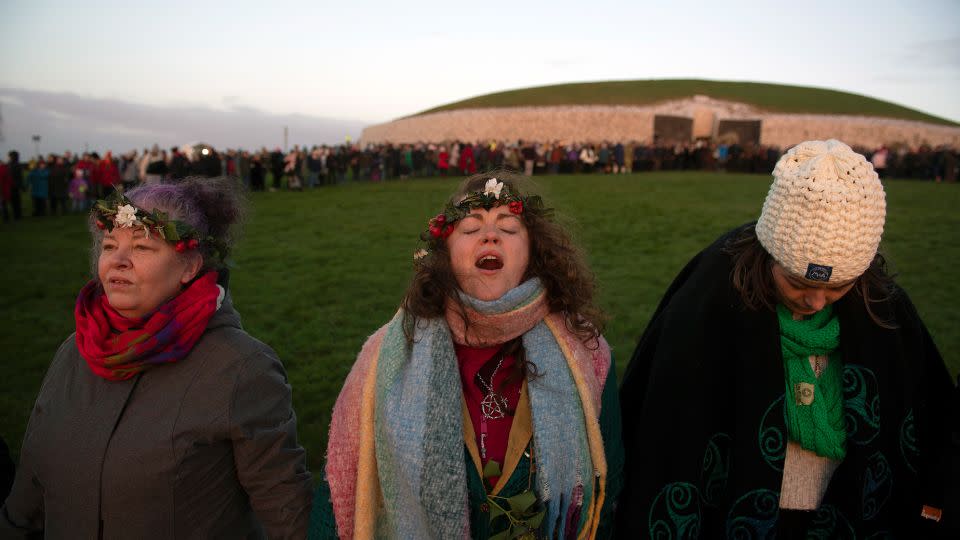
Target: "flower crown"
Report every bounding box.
[92,191,228,262]
[415,178,551,262]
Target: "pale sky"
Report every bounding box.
[2,0,958,125]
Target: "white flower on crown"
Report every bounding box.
[483,178,504,199]
[413,248,429,260]
[114,204,139,228]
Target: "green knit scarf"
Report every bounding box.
[777,304,847,461]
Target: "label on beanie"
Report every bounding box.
[805,263,833,282]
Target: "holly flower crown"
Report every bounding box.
[415,178,551,262]
[92,191,228,262]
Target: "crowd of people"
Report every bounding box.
[1,139,958,538]
[1,139,957,222]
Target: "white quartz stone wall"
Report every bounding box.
[360,98,960,149]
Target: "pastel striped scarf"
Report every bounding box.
[325,279,611,539]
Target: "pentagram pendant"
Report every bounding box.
[481,392,507,420]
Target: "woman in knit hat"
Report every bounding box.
[311,172,624,539]
[616,140,957,538]
[1,177,313,538]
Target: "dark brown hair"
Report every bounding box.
[724,224,896,327]
[401,171,605,385]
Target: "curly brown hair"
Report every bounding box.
[724,224,896,327]
[401,171,605,349]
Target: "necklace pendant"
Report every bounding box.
[481,392,507,420]
[795,382,816,406]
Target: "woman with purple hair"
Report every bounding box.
[2,177,313,538]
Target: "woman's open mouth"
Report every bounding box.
[475,255,503,271]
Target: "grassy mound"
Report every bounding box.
[416,79,957,126]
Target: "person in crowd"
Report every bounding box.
[307,147,322,188]
[310,172,624,539]
[285,148,303,190]
[192,146,222,177]
[48,155,69,216]
[548,143,563,175]
[0,154,12,222]
[68,167,90,213]
[616,139,958,538]
[169,147,191,180]
[460,141,477,175]
[250,153,266,191]
[579,144,598,173]
[438,145,450,176]
[449,142,461,175]
[871,145,889,179]
[597,144,611,173]
[26,158,49,217]
[504,144,521,172]
[120,150,141,190]
[6,151,24,220]
[269,148,285,191]
[97,151,120,194]
[520,140,536,176]
[2,177,313,538]
[623,141,635,174]
[141,145,166,185]
[238,150,252,189]
[75,152,95,190]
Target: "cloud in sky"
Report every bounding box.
[0,88,367,155]
[1,0,958,134]
[898,38,960,70]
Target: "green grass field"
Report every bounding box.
[417,79,959,126]
[1,172,957,472]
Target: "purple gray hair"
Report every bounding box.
[90,176,246,274]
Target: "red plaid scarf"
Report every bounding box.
[74,272,221,381]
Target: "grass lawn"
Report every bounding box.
[1,172,957,473]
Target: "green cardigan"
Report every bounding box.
[309,359,624,539]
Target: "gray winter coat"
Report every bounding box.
[1,293,313,539]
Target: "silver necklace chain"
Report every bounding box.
[477,354,505,394]
[478,354,508,420]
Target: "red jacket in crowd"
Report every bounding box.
[75,158,95,183]
[0,162,11,201]
[460,145,476,174]
[96,153,120,187]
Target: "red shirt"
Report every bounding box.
[455,344,523,483]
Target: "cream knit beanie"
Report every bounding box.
[756,139,886,284]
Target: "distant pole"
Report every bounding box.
[31,135,41,158]
[84,142,89,154]
[283,126,288,152]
